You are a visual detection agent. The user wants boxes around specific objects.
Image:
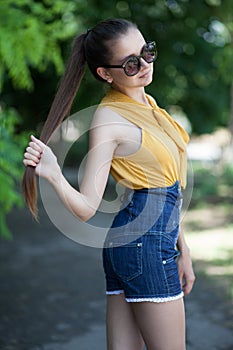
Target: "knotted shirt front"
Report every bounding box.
[99,88,189,189]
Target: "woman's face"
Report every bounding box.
[99,27,154,90]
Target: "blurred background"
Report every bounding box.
[0,0,232,349]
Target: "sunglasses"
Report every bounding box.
[102,41,157,77]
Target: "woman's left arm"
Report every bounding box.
[177,227,195,296]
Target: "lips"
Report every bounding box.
[139,70,151,78]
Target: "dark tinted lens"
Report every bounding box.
[124,56,140,76]
[142,42,157,63]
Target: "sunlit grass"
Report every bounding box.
[186,226,233,260]
[183,203,233,301]
[183,161,233,304]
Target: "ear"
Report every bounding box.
[96,67,113,83]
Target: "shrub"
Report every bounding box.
[0,106,28,238]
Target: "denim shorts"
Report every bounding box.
[102,181,184,302]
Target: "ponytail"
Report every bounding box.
[22,18,137,219]
[22,33,87,219]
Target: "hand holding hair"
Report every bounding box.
[23,135,61,181]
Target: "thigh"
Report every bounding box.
[106,293,145,350]
[131,298,186,350]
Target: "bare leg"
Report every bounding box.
[131,298,186,350]
[106,293,145,350]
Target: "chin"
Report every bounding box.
[139,71,153,84]
[140,76,153,87]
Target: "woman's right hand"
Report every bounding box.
[23,135,61,181]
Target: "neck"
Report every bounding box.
[111,85,150,107]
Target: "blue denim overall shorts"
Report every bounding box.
[102,181,184,302]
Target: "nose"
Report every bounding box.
[140,56,149,68]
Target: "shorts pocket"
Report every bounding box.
[110,240,143,282]
[162,249,180,265]
[161,235,181,289]
[162,256,181,290]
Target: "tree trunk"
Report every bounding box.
[222,82,233,164]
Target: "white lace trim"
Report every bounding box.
[106,290,124,295]
[125,292,184,303]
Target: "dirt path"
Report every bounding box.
[0,201,232,350]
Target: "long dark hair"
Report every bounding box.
[22,18,137,219]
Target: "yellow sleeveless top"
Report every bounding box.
[99,88,189,189]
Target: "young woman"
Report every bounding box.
[23,18,195,350]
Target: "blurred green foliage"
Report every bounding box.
[0,0,232,238]
[0,106,28,238]
[0,0,83,91]
[191,162,233,206]
[1,0,232,133]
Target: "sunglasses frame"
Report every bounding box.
[102,41,157,77]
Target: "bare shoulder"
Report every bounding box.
[90,107,142,157]
[91,106,138,140]
[92,106,128,127]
